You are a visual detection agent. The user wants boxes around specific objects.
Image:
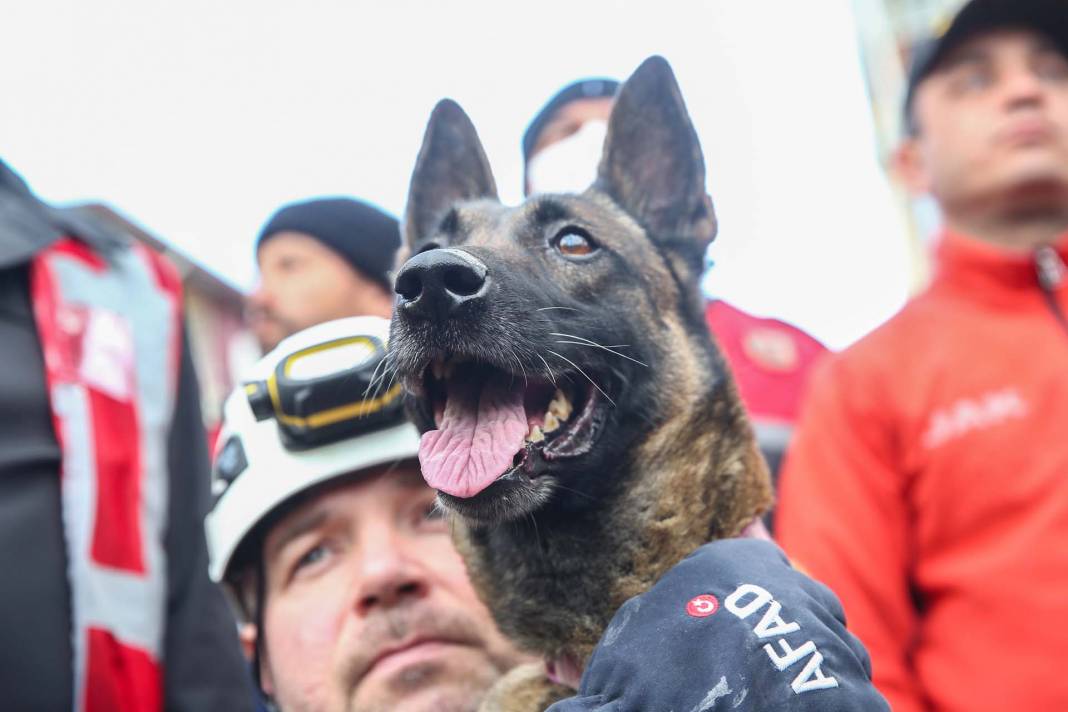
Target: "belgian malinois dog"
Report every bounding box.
[388,56,773,710]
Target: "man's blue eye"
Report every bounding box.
[296,545,327,570]
[960,69,991,90]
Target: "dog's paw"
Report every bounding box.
[478,662,573,712]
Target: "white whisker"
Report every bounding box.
[363,352,391,397]
[550,332,649,368]
[367,361,395,402]
[535,352,558,387]
[381,364,400,398]
[547,350,616,407]
[553,340,649,368]
[507,347,529,388]
[550,481,598,502]
[527,512,544,553]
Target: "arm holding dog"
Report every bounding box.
[548,540,890,712]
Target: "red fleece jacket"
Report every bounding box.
[776,230,1068,712]
[705,299,827,426]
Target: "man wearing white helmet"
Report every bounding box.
[206,316,893,712]
[207,316,532,712]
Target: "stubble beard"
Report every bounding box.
[338,603,519,712]
[347,669,492,712]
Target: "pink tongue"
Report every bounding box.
[419,370,528,498]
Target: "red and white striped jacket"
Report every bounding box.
[31,236,182,711]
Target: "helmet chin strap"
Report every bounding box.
[252,558,272,706]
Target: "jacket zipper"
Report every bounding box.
[1034,245,1068,337]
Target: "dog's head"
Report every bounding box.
[390,56,725,526]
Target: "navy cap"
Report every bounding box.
[904,0,1068,133]
[257,198,401,289]
[522,78,620,163]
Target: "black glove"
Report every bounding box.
[547,539,890,712]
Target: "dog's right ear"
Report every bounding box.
[404,99,498,247]
[595,56,716,271]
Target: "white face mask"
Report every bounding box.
[526,119,608,195]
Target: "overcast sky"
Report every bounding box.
[0,0,912,349]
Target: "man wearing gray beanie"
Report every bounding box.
[247,197,401,351]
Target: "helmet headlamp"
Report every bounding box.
[244,334,404,450]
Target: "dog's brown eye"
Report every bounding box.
[553,229,597,258]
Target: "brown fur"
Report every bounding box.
[478,664,575,711]
[451,330,772,669]
[391,56,773,711]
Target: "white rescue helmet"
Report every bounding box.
[206,316,421,583]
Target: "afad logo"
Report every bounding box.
[684,585,839,695]
[686,593,720,618]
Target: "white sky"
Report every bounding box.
[0,0,912,350]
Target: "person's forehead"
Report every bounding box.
[263,461,427,557]
[258,230,325,255]
[545,96,613,127]
[256,232,330,269]
[300,461,427,514]
[256,232,365,282]
[935,26,1062,69]
[529,96,615,159]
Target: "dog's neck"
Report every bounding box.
[542,516,772,690]
[453,375,772,669]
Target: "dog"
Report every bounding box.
[388,56,774,711]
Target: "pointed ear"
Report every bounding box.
[595,56,716,256]
[404,99,498,247]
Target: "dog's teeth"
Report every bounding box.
[526,425,545,443]
[547,389,573,422]
[431,358,445,380]
[543,412,560,434]
[443,358,457,379]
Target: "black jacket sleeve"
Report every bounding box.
[163,332,254,711]
[547,539,890,712]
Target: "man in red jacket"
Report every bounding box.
[776,1,1068,710]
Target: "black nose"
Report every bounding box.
[394,248,489,320]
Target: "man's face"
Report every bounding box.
[248,232,391,352]
[525,96,614,195]
[900,29,1068,210]
[530,96,614,157]
[259,463,530,712]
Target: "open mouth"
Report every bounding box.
[414,357,608,501]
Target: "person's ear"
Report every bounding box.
[240,623,275,695]
[892,137,932,195]
[239,622,257,662]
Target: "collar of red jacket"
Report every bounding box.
[934,227,1068,298]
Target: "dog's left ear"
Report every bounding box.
[405,99,498,247]
[595,56,716,275]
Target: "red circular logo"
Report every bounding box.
[686,594,719,618]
